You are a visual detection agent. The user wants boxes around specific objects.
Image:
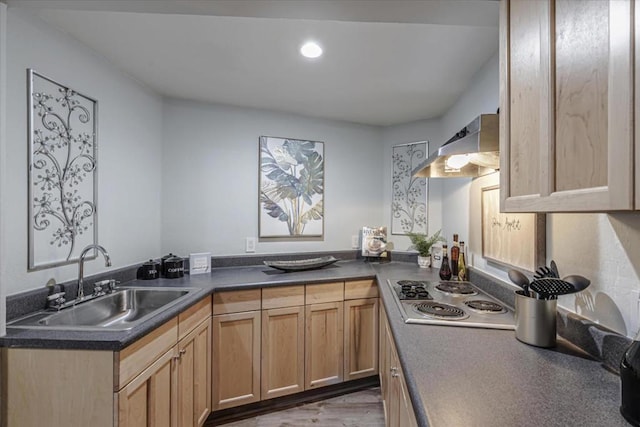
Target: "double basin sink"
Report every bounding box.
[8,286,202,331]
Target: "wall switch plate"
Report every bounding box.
[245,237,256,253]
[351,235,359,249]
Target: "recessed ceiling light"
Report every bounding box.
[300,41,323,59]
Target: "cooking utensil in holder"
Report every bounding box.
[515,290,557,348]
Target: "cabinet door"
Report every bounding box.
[500,0,633,212]
[177,317,212,427]
[117,347,178,427]
[212,311,261,410]
[379,306,390,424]
[261,306,305,399]
[399,376,418,427]
[344,298,379,381]
[305,301,344,389]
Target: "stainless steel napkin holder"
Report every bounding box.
[514,291,557,348]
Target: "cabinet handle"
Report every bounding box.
[173,348,187,361]
[391,372,400,378]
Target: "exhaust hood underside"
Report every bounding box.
[412,114,499,178]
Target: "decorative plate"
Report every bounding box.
[263,256,339,272]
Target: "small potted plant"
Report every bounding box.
[407,229,446,268]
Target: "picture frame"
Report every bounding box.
[391,141,428,235]
[258,136,324,239]
[481,185,545,272]
[189,252,211,275]
[28,69,98,270]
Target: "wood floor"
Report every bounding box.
[216,387,385,427]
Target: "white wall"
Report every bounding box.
[2,9,164,297]
[0,2,8,334]
[380,118,444,251]
[161,99,384,256]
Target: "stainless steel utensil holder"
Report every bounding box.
[515,291,557,348]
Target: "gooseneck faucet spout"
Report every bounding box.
[77,244,111,303]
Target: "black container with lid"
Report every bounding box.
[161,253,175,273]
[138,259,160,280]
[163,255,184,279]
[621,335,640,426]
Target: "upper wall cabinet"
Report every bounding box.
[499,0,634,212]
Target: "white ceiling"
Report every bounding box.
[9,0,500,126]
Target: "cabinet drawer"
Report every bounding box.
[305,282,344,304]
[115,317,178,390]
[178,297,212,341]
[262,285,305,309]
[213,289,261,314]
[345,279,378,300]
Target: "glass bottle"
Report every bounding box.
[439,244,452,280]
[450,234,460,277]
[457,241,467,281]
[621,330,640,426]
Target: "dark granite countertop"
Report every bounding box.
[371,262,626,427]
[1,260,627,426]
[0,260,375,350]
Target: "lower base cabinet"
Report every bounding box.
[380,305,417,427]
[117,346,177,427]
[178,317,212,426]
[261,305,305,399]
[344,297,379,381]
[212,310,261,410]
[305,301,344,389]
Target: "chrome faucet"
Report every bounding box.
[77,244,111,303]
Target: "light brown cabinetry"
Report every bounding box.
[343,279,379,381]
[500,0,634,212]
[117,345,177,427]
[118,298,212,427]
[177,315,212,426]
[261,286,305,400]
[305,300,344,389]
[212,289,261,410]
[379,304,417,427]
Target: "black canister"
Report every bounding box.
[621,336,640,426]
[138,259,160,280]
[161,253,175,274]
[163,255,184,278]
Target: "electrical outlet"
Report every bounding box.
[351,235,359,249]
[245,237,256,253]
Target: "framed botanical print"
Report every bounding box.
[259,136,324,239]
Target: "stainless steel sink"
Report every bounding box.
[8,287,201,331]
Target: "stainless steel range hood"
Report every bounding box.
[412,114,499,178]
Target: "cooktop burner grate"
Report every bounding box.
[397,280,432,300]
[435,281,477,295]
[464,300,506,314]
[398,280,428,288]
[413,302,469,320]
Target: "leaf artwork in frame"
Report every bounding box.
[391,141,428,235]
[28,69,98,270]
[259,136,324,238]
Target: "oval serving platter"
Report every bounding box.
[263,256,339,272]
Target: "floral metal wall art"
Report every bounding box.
[259,136,324,238]
[391,141,428,235]
[28,69,98,270]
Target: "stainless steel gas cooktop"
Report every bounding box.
[388,279,515,330]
